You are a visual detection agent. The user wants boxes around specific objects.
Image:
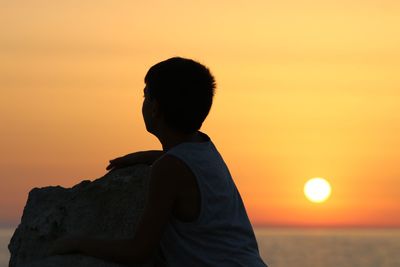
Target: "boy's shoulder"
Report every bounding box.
[152,154,194,185]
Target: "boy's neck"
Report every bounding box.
[158,130,205,151]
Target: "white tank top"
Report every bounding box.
[158,132,268,267]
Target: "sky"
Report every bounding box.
[1,0,399,228]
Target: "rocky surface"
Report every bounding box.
[8,165,156,267]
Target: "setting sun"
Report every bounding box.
[304,178,332,203]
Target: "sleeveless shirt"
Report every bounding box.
[158,132,268,267]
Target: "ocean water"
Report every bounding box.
[1,227,400,267]
[0,228,13,267]
[255,228,400,267]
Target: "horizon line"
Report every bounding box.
[2,221,400,230]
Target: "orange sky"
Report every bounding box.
[1,1,399,228]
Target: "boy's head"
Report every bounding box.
[143,57,216,134]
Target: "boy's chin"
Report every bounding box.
[145,126,156,135]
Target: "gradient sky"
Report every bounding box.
[1,0,399,227]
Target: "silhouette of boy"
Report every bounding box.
[51,57,268,267]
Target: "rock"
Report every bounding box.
[8,165,157,267]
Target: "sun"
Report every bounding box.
[304,178,332,203]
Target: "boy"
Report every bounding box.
[52,57,268,267]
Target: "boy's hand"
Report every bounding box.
[106,151,164,171]
[106,153,138,171]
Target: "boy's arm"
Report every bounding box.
[52,155,180,265]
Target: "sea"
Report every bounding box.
[1,227,400,267]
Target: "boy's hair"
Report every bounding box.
[144,57,216,133]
